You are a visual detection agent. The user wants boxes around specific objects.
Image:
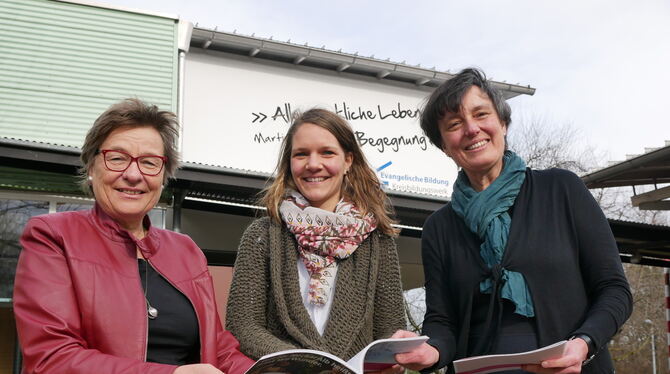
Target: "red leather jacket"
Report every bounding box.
[14,204,254,374]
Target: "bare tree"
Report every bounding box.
[403,287,426,333]
[508,113,603,173]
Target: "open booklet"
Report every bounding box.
[244,336,428,374]
[453,340,568,374]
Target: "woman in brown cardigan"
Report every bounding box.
[226,109,405,363]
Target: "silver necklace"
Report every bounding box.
[144,260,159,319]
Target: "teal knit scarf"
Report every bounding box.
[451,150,534,317]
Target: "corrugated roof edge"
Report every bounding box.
[0,139,449,202]
[581,143,670,185]
[0,136,81,154]
[191,26,536,97]
[180,161,271,178]
[608,218,670,230]
[180,161,448,201]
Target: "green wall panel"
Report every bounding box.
[0,0,178,147]
[0,165,83,194]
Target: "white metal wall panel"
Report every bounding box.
[0,0,178,147]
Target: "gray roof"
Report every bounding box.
[582,142,670,211]
[582,141,670,188]
[190,27,536,98]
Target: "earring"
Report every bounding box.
[87,175,93,181]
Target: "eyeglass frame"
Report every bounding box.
[97,149,167,176]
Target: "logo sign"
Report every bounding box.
[182,50,457,197]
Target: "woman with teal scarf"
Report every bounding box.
[392,69,631,374]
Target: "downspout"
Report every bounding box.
[178,49,186,150]
[176,19,193,153]
[173,19,193,232]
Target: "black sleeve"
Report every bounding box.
[562,171,633,353]
[421,211,458,370]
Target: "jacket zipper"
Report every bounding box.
[137,259,149,362]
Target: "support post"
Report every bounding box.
[172,189,187,233]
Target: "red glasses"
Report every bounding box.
[99,149,167,176]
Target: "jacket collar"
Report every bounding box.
[89,203,161,258]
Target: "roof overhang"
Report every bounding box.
[3,138,669,263]
[582,144,670,188]
[190,28,536,98]
[582,143,670,210]
[610,219,670,267]
[171,162,444,237]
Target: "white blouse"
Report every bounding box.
[297,259,338,335]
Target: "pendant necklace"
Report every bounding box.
[144,260,159,319]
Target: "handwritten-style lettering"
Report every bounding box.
[377,103,421,120]
[355,131,427,152]
[253,132,285,143]
[334,102,377,121]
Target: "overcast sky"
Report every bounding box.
[101,0,669,163]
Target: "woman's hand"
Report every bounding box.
[521,338,588,374]
[174,364,224,374]
[390,330,440,371]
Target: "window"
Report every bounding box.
[0,199,48,300]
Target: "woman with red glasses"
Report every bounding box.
[13,99,253,374]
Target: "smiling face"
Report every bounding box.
[290,123,353,212]
[439,86,508,189]
[89,126,165,233]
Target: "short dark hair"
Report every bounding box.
[420,68,511,149]
[79,98,180,192]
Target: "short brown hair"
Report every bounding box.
[260,108,398,236]
[79,98,180,192]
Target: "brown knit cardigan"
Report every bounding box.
[226,217,406,360]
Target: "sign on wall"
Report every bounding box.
[182,50,457,198]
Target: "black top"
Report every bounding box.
[421,168,632,374]
[139,259,200,365]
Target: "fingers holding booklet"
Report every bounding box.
[390,330,440,371]
[520,338,589,374]
[452,340,568,374]
[243,336,428,374]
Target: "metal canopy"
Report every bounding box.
[610,219,670,267]
[190,27,536,98]
[172,162,443,236]
[2,138,669,263]
[580,142,670,266]
[582,142,670,211]
[582,143,670,188]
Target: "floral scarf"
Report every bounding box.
[279,190,377,305]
